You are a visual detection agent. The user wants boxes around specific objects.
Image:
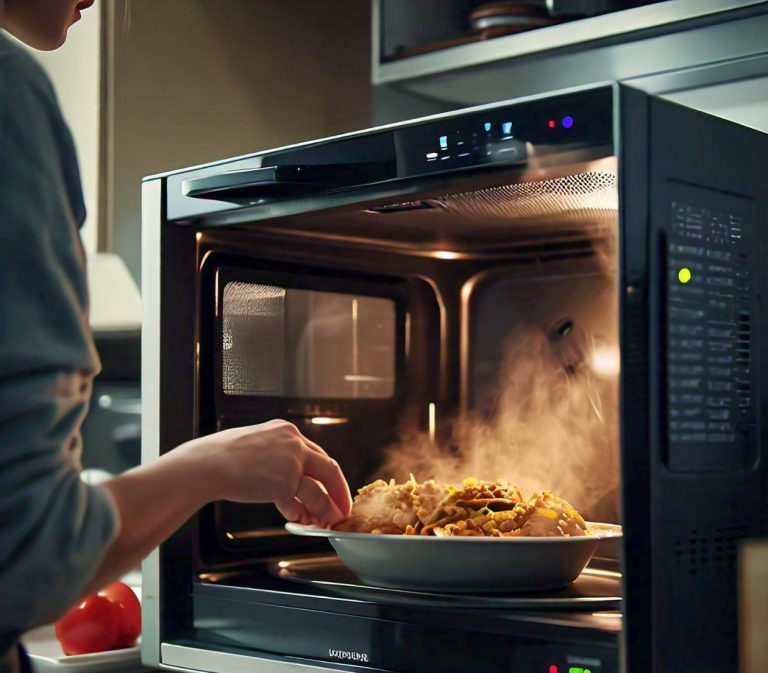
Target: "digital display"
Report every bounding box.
[394,87,613,178]
[421,117,526,169]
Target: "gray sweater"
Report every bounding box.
[0,31,119,669]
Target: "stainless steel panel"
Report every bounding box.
[161,643,334,673]
[372,7,768,123]
[662,75,768,132]
[140,178,163,669]
[623,53,768,96]
[373,0,766,85]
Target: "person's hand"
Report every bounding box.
[83,421,351,593]
[177,420,352,527]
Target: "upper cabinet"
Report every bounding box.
[372,0,768,121]
[375,0,662,80]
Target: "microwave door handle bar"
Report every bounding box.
[181,166,330,202]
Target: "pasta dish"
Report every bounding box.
[333,477,589,537]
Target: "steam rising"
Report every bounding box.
[380,249,620,523]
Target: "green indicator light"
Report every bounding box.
[568,668,584,673]
[678,267,692,284]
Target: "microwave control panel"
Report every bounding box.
[665,183,758,472]
[395,87,613,177]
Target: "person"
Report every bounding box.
[0,2,352,671]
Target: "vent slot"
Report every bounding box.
[736,312,751,365]
[673,535,738,576]
[672,523,763,577]
[434,170,617,223]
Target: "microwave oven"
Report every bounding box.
[141,83,768,673]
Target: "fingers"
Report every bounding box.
[294,474,345,526]
[265,419,350,516]
[302,450,353,517]
[301,435,328,456]
[271,419,330,456]
[275,497,312,525]
[238,419,352,524]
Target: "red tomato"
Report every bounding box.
[99,582,141,648]
[54,594,121,655]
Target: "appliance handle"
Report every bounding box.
[182,161,397,202]
[182,166,332,201]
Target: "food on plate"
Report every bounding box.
[333,476,588,538]
[55,581,141,655]
[331,475,445,535]
[450,477,523,510]
[518,491,588,537]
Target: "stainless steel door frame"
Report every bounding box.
[140,178,162,669]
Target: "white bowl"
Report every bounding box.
[286,522,622,593]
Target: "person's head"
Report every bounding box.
[1,0,94,50]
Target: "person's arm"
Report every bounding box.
[0,44,351,634]
[84,420,351,594]
[0,47,120,635]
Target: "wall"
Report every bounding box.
[27,3,101,253]
[106,0,372,285]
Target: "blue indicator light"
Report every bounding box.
[562,115,574,129]
[502,121,513,135]
[484,122,492,132]
[439,135,448,149]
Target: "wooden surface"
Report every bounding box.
[740,538,768,673]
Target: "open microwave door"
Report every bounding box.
[618,83,768,673]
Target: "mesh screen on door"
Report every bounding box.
[222,281,396,398]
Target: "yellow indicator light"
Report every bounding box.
[678,267,692,284]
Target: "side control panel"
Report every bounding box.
[665,183,757,472]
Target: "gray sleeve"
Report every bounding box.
[0,373,119,631]
[0,46,120,635]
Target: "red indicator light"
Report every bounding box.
[549,666,559,673]
[548,119,556,128]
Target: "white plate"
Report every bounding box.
[22,626,142,673]
[286,521,622,593]
[21,574,144,673]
